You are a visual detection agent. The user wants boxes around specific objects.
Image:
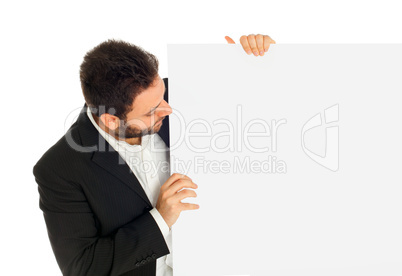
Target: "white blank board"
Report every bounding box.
[167,44,402,276]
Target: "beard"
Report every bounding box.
[115,117,164,139]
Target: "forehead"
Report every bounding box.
[129,77,165,116]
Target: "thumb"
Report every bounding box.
[225,36,236,44]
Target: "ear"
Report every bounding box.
[99,113,120,130]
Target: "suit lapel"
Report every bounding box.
[92,142,153,207]
[77,104,153,206]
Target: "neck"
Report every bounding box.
[93,113,142,145]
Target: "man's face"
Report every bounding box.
[116,76,172,139]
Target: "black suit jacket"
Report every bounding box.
[33,78,171,276]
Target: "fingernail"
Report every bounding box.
[247,50,252,55]
[253,51,258,56]
[260,51,264,55]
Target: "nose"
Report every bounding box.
[156,100,172,116]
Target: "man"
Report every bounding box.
[33,34,275,276]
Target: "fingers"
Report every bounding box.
[173,188,197,202]
[166,178,197,198]
[175,189,199,211]
[255,34,265,56]
[225,36,236,44]
[240,34,275,56]
[161,173,191,191]
[162,178,199,211]
[161,173,197,197]
[247,35,259,56]
[239,35,252,55]
[180,202,200,211]
[263,35,275,53]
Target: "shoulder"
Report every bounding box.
[33,119,91,181]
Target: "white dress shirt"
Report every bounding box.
[87,108,173,276]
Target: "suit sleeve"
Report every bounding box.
[33,163,170,276]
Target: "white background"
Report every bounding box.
[1,0,402,275]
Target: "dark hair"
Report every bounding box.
[80,39,159,121]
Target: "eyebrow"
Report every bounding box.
[145,82,166,115]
